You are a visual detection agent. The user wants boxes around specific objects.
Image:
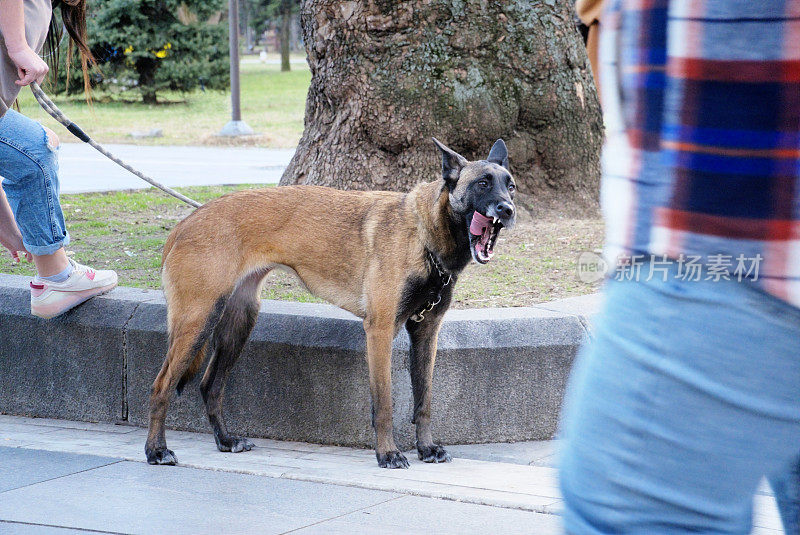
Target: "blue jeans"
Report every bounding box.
[770,457,800,535]
[0,109,69,255]
[559,263,800,534]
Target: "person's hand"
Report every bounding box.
[8,45,48,86]
[0,229,32,263]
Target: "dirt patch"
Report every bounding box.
[197,133,283,147]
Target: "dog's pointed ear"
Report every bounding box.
[487,139,509,169]
[432,137,468,189]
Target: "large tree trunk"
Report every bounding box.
[281,0,602,204]
[136,58,158,104]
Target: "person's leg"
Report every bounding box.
[769,456,800,534]
[0,109,69,273]
[28,124,70,277]
[0,109,116,318]
[559,264,800,534]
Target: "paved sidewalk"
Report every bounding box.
[0,415,783,534]
[58,143,293,194]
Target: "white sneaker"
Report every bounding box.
[30,259,118,319]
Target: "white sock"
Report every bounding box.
[37,262,74,283]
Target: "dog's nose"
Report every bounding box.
[496,202,514,220]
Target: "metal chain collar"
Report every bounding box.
[410,251,453,323]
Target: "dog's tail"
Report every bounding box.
[175,343,207,395]
[175,295,227,395]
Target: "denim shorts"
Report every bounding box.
[559,262,800,533]
[0,109,69,255]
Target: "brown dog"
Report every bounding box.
[145,138,516,468]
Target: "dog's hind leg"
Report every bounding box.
[406,308,451,463]
[146,294,227,465]
[200,269,267,454]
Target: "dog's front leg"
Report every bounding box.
[364,319,409,469]
[407,315,452,463]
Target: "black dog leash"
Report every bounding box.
[29,82,202,208]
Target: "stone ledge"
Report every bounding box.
[0,273,600,449]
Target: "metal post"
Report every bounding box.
[218,0,254,136]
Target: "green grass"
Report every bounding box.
[15,55,310,148]
[0,186,604,308]
[0,185,253,287]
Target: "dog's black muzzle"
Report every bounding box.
[493,201,516,230]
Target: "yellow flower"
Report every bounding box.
[124,45,133,54]
[155,49,167,58]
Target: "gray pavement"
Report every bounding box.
[0,415,783,534]
[57,143,293,194]
[0,451,558,535]
[241,57,308,65]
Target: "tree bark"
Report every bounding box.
[281,0,602,205]
[279,0,292,71]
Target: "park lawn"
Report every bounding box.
[15,56,310,148]
[0,185,604,308]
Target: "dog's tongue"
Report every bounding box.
[470,212,492,252]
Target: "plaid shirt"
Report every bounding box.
[600,0,800,306]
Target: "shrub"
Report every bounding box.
[52,0,229,103]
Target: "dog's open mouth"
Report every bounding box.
[469,211,503,264]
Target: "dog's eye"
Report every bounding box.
[508,183,516,192]
[477,180,489,189]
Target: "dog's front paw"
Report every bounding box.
[215,435,255,453]
[417,444,452,463]
[146,447,178,465]
[376,450,410,469]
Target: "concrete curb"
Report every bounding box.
[0,274,600,449]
